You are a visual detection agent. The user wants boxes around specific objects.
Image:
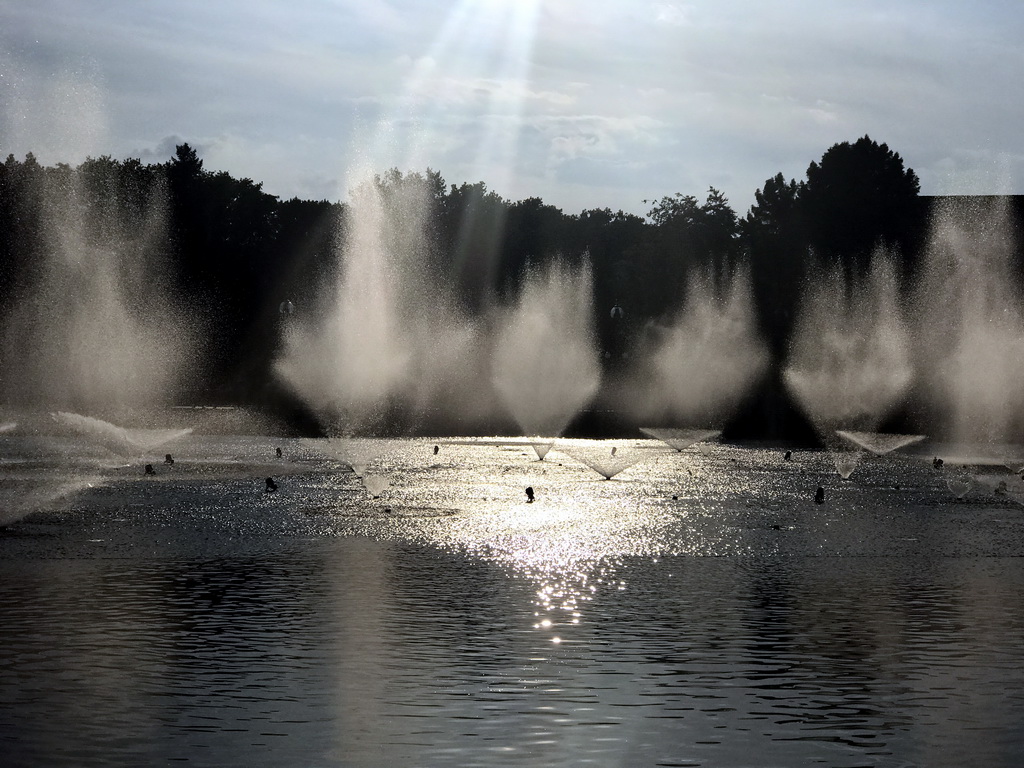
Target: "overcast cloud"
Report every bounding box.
[2,0,1022,215]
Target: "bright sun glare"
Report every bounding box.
[365,0,543,190]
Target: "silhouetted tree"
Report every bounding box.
[0,153,47,306]
[741,172,806,355]
[165,143,209,289]
[800,135,921,265]
[438,180,509,312]
[630,188,741,319]
[499,197,570,297]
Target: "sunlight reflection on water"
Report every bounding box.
[2,436,1024,766]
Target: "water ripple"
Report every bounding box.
[3,437,1024,765]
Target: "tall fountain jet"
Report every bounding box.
[783,253,913,437]
[491,260,602,439]
[0,162,194,413]
[274,171,504,435]
[782,253,917,477]
[610,268,768,429]
[274,174,418,433]
[913,197,1024,446]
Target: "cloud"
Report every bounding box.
[653,3,692,26]
[130,135,191,164]
[531,114,664,163]
[4,0,1024,214]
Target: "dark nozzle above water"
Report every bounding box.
[144,464,155,476]
[814,486,825,504]
[164,453,174,465]
[265,477,278,493]
[784,450,792,461]
[276,447,283,458]
[933,457,944,469]
[433,445,439,455]
[525,486,535,503]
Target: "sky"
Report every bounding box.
[2,0,1024,217]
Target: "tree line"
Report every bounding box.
[0,136,1015,436]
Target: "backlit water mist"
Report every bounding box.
[608,268,769,428]
[0,166,196,412]
[784,253,913,438]
[491,260,601,437]
[274,173,602,438]
[273,190,1024,446]
[783,198,1024,449]
[913,197,1024,444]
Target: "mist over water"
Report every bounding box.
[274,172,501,435]
[784,254,913,438]
[782,197,1024,449]
[913,198,1024,444]
[491,260,601,437]
[0,166,195,412]
[609,269,769,428]
[274,172,603,438]
[274,191,1024,446]
[274,175,421,432]
[276,174,602,438]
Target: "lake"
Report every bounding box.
[2,434,1023,766]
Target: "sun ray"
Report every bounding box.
[359,0,543,187]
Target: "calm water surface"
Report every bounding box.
[2,435,1023,766]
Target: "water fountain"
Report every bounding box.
[836,429,925,456]
[490,259,602,442]
[639,427,721,452]
[301,437,401,477]
[53,411,192,459]
[782,253,918,478]
[607,268,768,431]
[832,451,862,480]
[0,473,101,527]
[0,157,204,522]
[273,172,515,436]
[527,441,555,460]
[0,161,196,413]
[361,474,391,498]
[557,443,645,480]
[913,197,1024,449]
[784,253,913,438]
[946,476,973,499]
[274,170,603,449]
[781,197,1024,474]
[274,175,433,434]
[831,429,927,481]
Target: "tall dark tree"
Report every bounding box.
[499,197,570,297]
[166,143,209,290]
[743,173,802,244]
[438,180,509,312]
[569,208,648,362]
[800,135,921,264]
[0,153,46,302]
[741,172,806,355]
